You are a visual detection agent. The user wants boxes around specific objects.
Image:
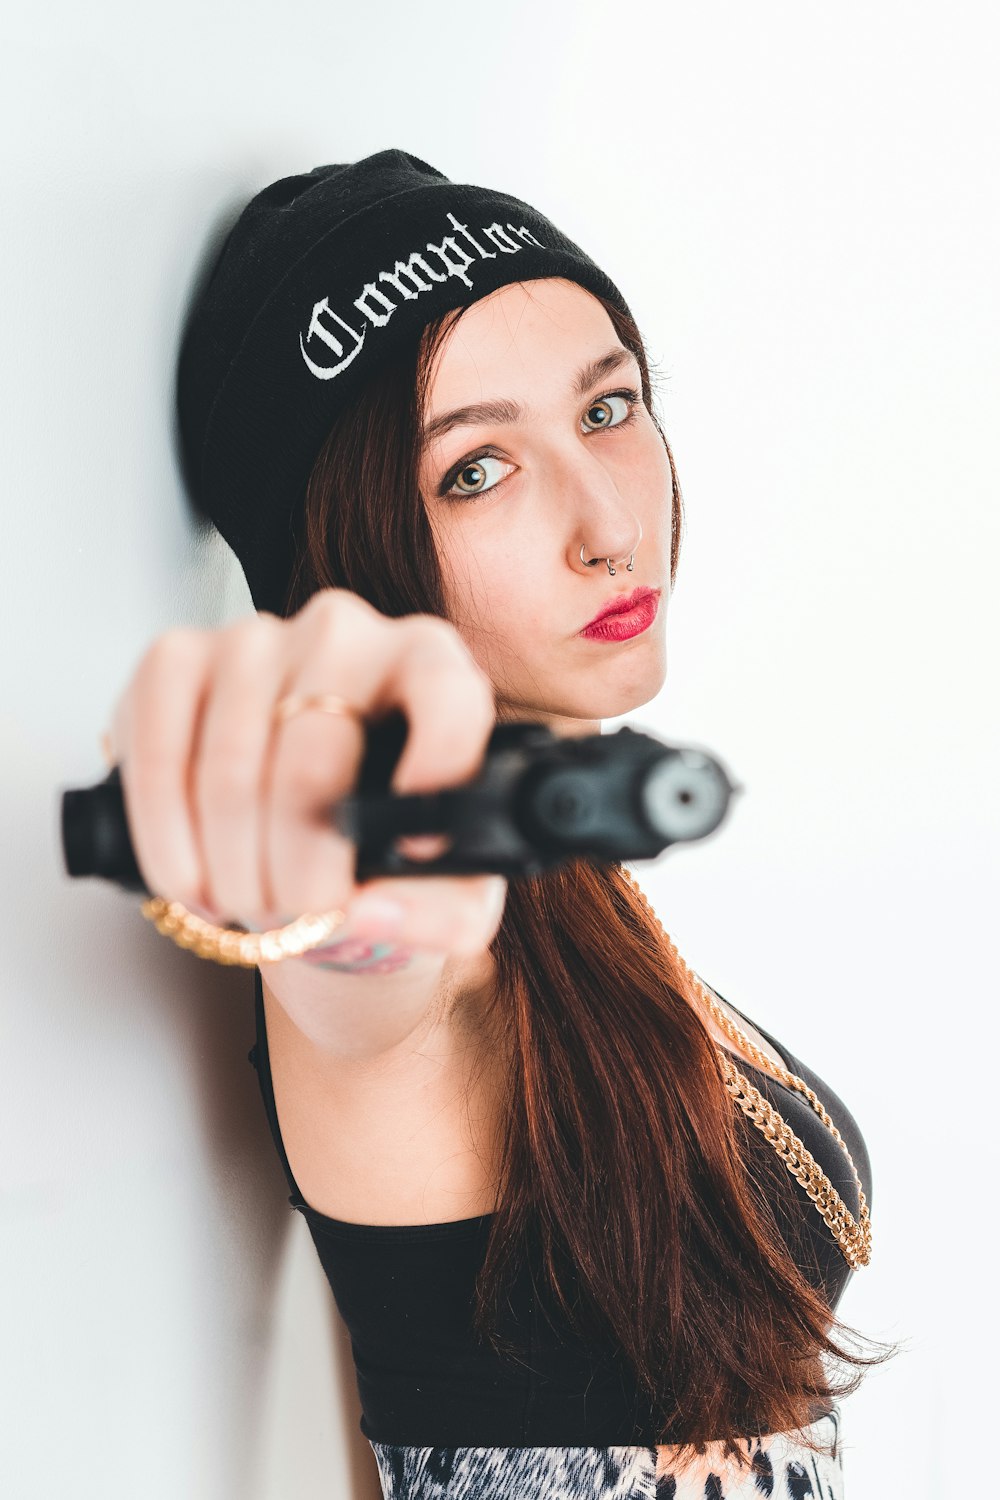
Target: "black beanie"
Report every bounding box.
[176,147,635,617]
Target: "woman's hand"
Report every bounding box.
[104,587,507,959]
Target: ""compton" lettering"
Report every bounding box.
[298,210,547,380]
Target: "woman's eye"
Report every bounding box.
[582,393,634,431]
[446,455,517,499]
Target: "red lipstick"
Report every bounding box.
[580,586,660,642]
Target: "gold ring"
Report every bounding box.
[273,692,361,725]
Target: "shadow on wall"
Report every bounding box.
[158,937,382,1498]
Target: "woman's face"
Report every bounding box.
[417,278,672,737]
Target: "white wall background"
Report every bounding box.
[2,3,996,1496]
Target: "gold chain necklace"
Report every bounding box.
[620,867,872,1271]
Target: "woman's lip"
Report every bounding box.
[582,586,659,631]
[580,590,660,641]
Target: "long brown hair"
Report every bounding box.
[284,282,897,1470]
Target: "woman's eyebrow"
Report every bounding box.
[421,346,638,447]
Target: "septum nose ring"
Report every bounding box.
[580,545,634,577]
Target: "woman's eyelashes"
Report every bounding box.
[437,388,643,502]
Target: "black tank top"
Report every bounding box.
[247,967,872,1447]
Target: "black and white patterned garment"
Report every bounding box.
[370,1404,844,1499]
[250,968,870,1499]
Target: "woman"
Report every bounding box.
[109,149,896,1497]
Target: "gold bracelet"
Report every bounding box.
[139,897,349,966]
